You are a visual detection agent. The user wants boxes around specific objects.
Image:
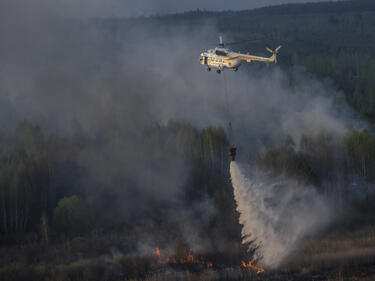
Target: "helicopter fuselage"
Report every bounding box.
[200,48,242,70]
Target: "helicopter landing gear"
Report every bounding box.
[207,67,211,71]
[217,69,221,74]
[234,67,238,72]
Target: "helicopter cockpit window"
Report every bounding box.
[215,50,227,56]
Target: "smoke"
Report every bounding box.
[0,0,359,141]
[230,161,332,268]
[0,0,363,254]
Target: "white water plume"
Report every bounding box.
[230,161,332,268]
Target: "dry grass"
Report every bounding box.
[2,225,375,281]
[283,224,375,277]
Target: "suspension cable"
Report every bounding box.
[222,70,235,145]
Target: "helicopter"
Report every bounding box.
[199,36,282,73]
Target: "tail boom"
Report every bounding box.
[230,45,281,64]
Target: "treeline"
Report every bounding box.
[0,121,242,257]
[2,120,375,240]
[258,129,375,208]
[0,122,61,234]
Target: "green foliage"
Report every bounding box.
[0,120,242,256]
[40,212,49,244]
[53,196,90,235]
[259,135,315,184]
[259,129,375,203]
[174,237,185,259]
[0,121,59,233]
[344,129,375,181]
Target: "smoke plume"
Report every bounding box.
[0,0,363,255]
[230,161,332,268]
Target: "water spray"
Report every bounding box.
[230,162,332,268]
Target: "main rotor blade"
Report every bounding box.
[266,47,273,53]
[224,39,261,46]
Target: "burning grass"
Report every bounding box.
[155,248,213,268]
[2,225,375,281]
[155,247,267,276]
[240,260,264,274]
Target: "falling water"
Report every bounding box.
[230,161,332,268]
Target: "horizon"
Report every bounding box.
[1,0,330,19]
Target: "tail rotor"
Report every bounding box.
[266,45,282,63]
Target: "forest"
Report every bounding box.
[2,121,375,280]
[2,0,375,280]
[2,122,375,237]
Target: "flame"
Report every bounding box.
[241,260,265,274]
[156,247,161,263]
[155,248,212,267]
[187,249,194,263]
